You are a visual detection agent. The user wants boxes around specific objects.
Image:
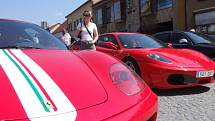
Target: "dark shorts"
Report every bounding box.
[80,41,96,50]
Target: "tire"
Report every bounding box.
[123,59,141,76]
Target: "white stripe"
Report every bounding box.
[11,49,77,121]
[3,50,53,112]
[0,50,46,116]
[29,112,77,121]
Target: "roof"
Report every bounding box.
[92,0,108,7]
[65,0,92,18]
[49,23,61,30]
[52,20,68,34]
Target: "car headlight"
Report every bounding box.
[147,53,172,64]
[109,63,145,96]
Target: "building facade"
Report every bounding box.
[93,0,127,34]
[126,0,140,32]
[66,0,93,36]
[186,0,215,34]
[138,0,174,34]
[67,0,215,34]
[93,0,176,34]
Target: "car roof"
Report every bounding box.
[153,31,197,35]
[0,18,32,24]
[100,32,143,36]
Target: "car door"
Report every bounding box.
[96,35,120,57]
[184,32,215,56]
[171,32,193,49]
[154,32,172,44]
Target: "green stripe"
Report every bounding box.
[2,49,50,112]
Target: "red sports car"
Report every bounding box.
[0,20,158,120]
[96,32,215,89]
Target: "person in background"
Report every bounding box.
[61,28,71,47]
[76,10,98,50]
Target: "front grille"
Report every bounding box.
[168,74,197,85]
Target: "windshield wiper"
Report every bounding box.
[130,46,144,49]
[0,46,41,49]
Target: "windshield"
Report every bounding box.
[0,20,67,50]
[118,34,167,48]
[185,32,213,44]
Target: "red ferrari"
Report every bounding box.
[96,32,215,89]
[0,20,157,121]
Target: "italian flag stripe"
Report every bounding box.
[8,50,58,111]
[2,49,50,112]
[10,49,77,120]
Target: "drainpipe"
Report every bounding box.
[185,0,187,31]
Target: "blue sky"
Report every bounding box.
[0,0,87,26]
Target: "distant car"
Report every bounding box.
[153,31,215,60]
[0,19,158,121]
[96,32,215,89]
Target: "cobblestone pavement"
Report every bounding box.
[154,83,215,121]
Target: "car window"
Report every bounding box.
[54,32,63,40]
[97,35,118,48]
[97,36,106,46]
[172,33,187,44]
[154,33,171,43]
[185,32,212,44]
[118,34,166,48]
[0,20,67,50]
[24,28,40,44]
[105,35,118,45]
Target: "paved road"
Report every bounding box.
[154,83,215,121]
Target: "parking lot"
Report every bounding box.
[155,83,215,121]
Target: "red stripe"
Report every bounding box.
[8,50,58,111]
[0,65,29,120]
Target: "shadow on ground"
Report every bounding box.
[152,86,210,96]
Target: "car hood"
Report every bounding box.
[0,49,107,120]
[130,48,212,67]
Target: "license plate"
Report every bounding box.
[196,70,214,78]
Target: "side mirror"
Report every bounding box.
[103,42,118,50]
[179,39,188,44]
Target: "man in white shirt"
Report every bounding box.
[61,32,71,47]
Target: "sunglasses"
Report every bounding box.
[83,14,90,17]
